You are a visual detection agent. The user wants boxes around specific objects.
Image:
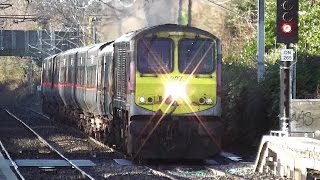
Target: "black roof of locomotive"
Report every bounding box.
[115,24,220,43]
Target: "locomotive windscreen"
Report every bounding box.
[137,38,173,74]
[178,38,215,74]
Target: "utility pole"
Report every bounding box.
[188,0,192,26]
[178,0,182,25]
[90,17,97,44]
[28,56,33,94]
[257,0,265,82]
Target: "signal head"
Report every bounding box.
[276,0,299,44]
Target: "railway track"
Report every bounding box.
[29,107,254,179]
[1,106,255,179]
[89,135,246,180]
[84,120,253,180]
[0,107,95,180]
[0,140,24,180]
[31,107,255,179]
[27,108,184,180]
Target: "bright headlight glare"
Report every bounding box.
[206,98,213,104]
[139,97,145,103]
[165,82,187,100]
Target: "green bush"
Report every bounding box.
[0,57,41,105]
[222,0,320,148]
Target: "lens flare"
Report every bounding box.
[165,82,187,100]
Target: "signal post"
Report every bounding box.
[252,1,320,179]
[276,0,298,133]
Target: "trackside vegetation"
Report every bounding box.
[222,0,320,148]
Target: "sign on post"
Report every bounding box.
[281,49,294,62]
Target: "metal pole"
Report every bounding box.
[257,0,265,82]
[188,0,192,26]
[50,30,55,55]
[178,0,182,25]
[93,22,97,44]
[77,24,82,47]
[280,44,292,132]
[292,50,297,99]
[90,17,94,44]
[28,57,33,94]
[90,17,97,44]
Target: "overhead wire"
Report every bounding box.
[1,0,47,27]
[203,0,256,23]
[96,0,164,24]
[98,0,126,11]
[0,0,10,4]
[29,0,86,46]
[5,0,247,56]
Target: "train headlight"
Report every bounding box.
[138,96,156,104]
[139,97,145,104]
[198,97,206,105]
[206,98,213,104]
[165,82,187,100]
[147,97,154,104]
[193,97,214,105]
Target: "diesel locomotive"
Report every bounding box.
[41,24,224,159]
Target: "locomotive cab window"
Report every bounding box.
[137,38,173,74]
[178,38,215,74]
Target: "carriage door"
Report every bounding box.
[98,55,105,114]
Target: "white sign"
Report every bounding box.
[281,49,294,62]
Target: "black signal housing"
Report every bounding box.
[276,0,299,44]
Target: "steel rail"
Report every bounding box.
[28,109,230,180]
[0,140,25,180]
[27,108,178,180]
[27,108,244,180]
[147,168,178,180]
[27,108,50,120]
[4,109,96,180]
[88,137,178,180]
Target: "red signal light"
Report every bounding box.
[281,23,292,33]
[276,0,299,44]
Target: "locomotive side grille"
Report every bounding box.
[120,48,126,97]
[115,43,128,100]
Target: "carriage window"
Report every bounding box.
[178,38,215,74]
[86,66,96,86]
[78,67,85,85]
[60,67,66,83]
[137,38,173,74]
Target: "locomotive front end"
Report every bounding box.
[134,33,220,114]
[128,26,224,159]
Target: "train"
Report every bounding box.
[41,24,224,159]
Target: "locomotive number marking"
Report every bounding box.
[170,76,183,81]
